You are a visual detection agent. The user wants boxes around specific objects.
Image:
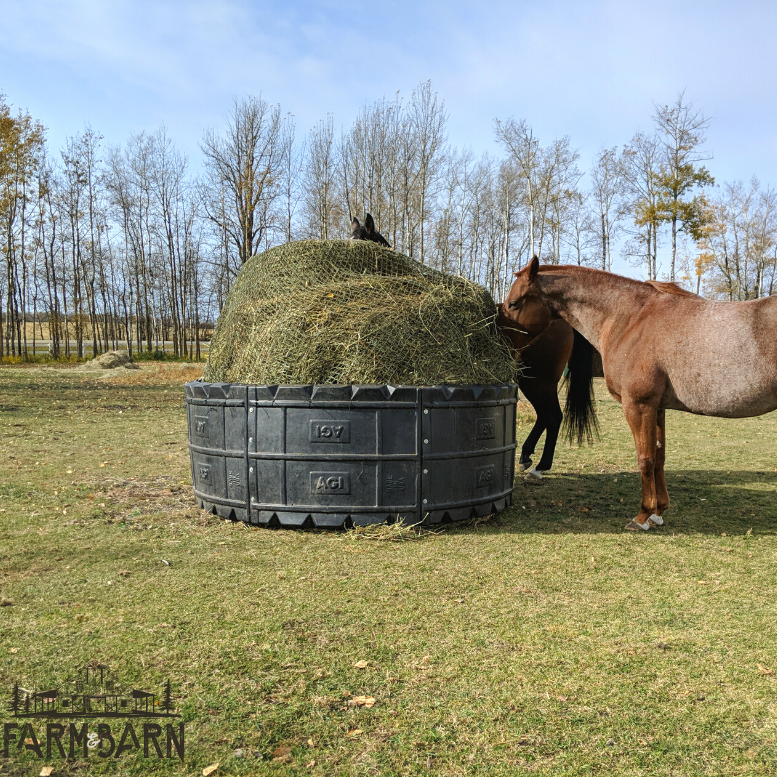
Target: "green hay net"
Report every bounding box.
[203,240,517,386]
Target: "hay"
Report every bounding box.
[343,519,444,542]
[80,351,139,370]
[203,240,517,386]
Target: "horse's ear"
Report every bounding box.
[351,217,360,230]
[528,255,539,280]
[365,213,375,235]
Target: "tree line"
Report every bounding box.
[1,83,774,360]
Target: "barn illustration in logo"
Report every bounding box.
[7,661,179,719]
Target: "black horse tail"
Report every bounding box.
[562,329,600,446]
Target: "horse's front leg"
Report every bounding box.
[518,416,544,472]
[622,399,659,531]
[518,379,560,482]
[533,391,563,475]
[517,377,544,473]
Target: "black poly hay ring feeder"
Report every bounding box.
[186,381,518,529]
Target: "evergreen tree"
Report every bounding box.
[161,679,174,713]
[8,682,21,715]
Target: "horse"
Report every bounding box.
[496,304,598,481]
[351,214,391,247]
[503,255,777,531]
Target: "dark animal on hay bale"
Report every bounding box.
[351,213,390,247]
[497,303,598,481]
[503,255,777,532]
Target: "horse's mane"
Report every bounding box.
[535,264,701,299]
[644,280,700,298]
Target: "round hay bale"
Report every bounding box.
[203,240,517,386]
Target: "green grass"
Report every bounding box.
[1,365,776,776]
[0,354,86,365]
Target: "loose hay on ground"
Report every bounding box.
[79,350,139,370]
[343,519,443,542]
[203,240,517,386]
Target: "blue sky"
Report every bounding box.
[2,0,776,275]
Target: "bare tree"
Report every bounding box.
[494,119,581,264]
[704,179,777,300]
[562,190,595,266]
[445,147,477,276]
[302,115,340,239]
[104,132,156,352]
[621,132,662,279]
[588,147,625,271]
[340,96,404,243]
[407,81,448,263]
[60,127,108,357]
[278,115,302,243]
[200,95,283,267]
[494,118,541,256]
[541,138,583,264]
[494,158,523,287]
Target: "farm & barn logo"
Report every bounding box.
[3,661,184,761]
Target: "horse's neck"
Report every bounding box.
[537,269,641,351]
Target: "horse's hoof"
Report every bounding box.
[648,513,664,527]
[523,469,543,483]
[518,460,532,473]
[625,519,650,532]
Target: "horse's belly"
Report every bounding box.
[666,371,777,418]
[661,309,777,417]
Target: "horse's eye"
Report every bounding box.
[508,300,519,310]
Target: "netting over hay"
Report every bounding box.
[203,240,517,386]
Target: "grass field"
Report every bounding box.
[1,364,776,776]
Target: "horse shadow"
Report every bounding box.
[452,469,777,536]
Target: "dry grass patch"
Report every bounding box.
[101,363,204,386]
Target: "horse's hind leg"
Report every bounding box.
[649,409,669,527]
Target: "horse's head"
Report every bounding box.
[502,256,554,338]
[351,214,391,248]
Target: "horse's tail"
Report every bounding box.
[562,329,600,446]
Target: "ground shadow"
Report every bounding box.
[451,469,777,536]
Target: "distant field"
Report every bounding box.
[2,332,210,360]
[1,365,776,776]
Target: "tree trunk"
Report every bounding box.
[671,213,678,281]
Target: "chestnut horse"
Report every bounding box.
[497,304,598,480]
[503,256,777,531]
